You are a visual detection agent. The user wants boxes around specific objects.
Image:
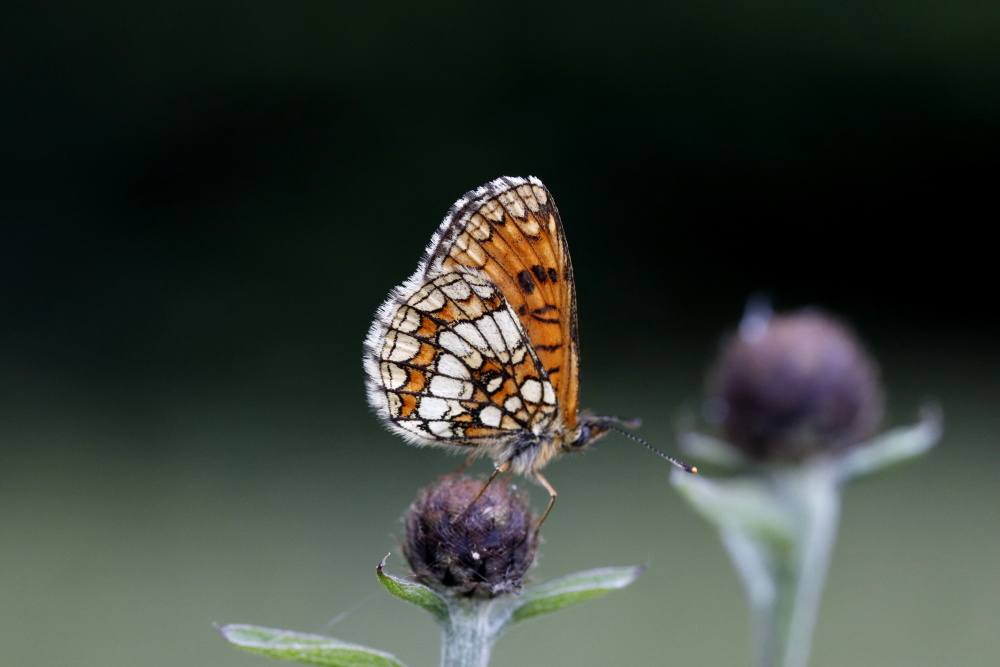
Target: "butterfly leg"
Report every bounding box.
[533,471,558,540]
[457,460,512,521]
[473,460,510,501]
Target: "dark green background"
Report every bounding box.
[3,3,998,666]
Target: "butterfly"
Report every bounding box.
[364,176,693,526]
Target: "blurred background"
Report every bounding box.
[2,2,998,666]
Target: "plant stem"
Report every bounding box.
[746,464,841,667]
[439,599,504,667]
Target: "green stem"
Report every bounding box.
[440,599,507,667]
[747,464,841,667]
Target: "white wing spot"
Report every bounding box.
[504,395,523,412]
[440,276,472,301]
[510,345,526,365]
[380,362,408,390]
[480,199,505,222]
[397,421,427,438]
[542,381,556,405]
[391,305,421,333]
[454,241,488,268]
[419,396,450,420]
[546,213,557,235]
[494,309,523,348]
[499,190,526,219]
[479,405,503,427]
[517,184,541,212]
[412,284,446,312]
[468,276,496,299]
[453,322,488,352]
[512,214,541,237]
[477,316,507,361]
[384,330,421,362]
[439,330,471,357]
[430,375,472,400]
[468,214,492,240]
[521,378,543,404]
[428,421,454,437]
[437,353,471,378]
[532,184,548,206]
[440,330,483,369]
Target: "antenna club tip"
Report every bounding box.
[688,465,698,474]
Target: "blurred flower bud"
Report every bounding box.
[403,477,537,598]
[705,309,884,461]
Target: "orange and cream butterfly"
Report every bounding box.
[364,176,693,525]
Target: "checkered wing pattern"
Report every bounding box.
[364,176,587,475]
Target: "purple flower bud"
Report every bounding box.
[403,477,537,598]
[706,310,884,461]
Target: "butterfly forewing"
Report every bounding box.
[428,178,581,432]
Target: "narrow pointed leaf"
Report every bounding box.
[836,406,942,482]
[217,624,407,667]
[376,555,448,623]
[671,468,794,546]
[510,565,644,623]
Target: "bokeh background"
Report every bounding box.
[3,2,998,666]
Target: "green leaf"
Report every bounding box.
[670,469,795,548]
[836,405,942,482]
[376,554,448,623]
[510,565,644,623]
[217,624,407,667]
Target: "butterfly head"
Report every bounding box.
[573,413,698,473]
[566,413,624,450]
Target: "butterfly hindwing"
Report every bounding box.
[367,269,560,462]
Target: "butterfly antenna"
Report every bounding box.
[606,423,698,474]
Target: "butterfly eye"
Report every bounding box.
[571,422,610,449]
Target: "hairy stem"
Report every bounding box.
[440,599,505,667]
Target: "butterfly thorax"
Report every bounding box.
[493,411,602,475]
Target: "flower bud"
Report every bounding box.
[403,477,537,598]
[705,310,884,461]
